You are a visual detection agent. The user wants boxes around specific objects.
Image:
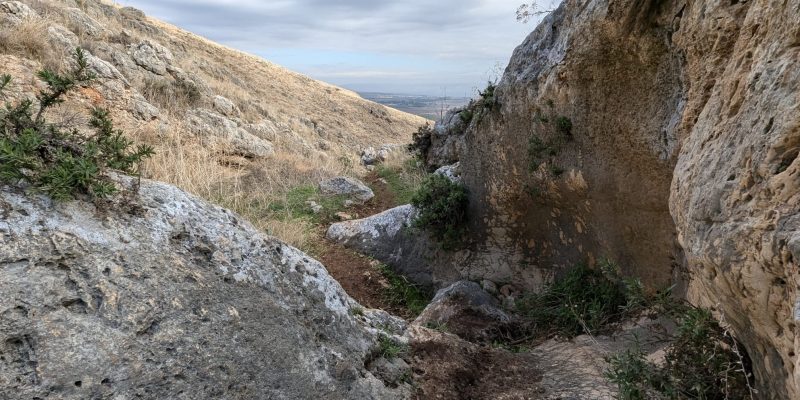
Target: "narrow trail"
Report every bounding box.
[312,172,419,318]
[311,172,551,399]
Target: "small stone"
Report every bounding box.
[499,285,513,297]
[335,212,353,221]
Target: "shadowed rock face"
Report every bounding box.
[448,0,800,396]
[0,179,409,400]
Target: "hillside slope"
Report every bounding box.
[0,0,426,249]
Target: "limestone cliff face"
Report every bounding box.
[455,0,800,396]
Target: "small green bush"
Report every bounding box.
[0,49,153,201]
[555,116,573,137]
[407,123,434,157]
[606,307,753,400]
[411,174,469,250]
[479,81,499,111]
[459,109,474,124]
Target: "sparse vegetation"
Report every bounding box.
[555,116,573,137]
[516,262,631,337]
[0,17,60,71]
[0,49,153,201]
[411,174,469,250]
[408,123,434,157]
[479,81,499,111]
[141,77,203,113]
[606,307,754,400]
[375,156,428,204]
[377,334,409,359]
[459,109,473,124]
[376,263,431,316]
[527,111,574,176]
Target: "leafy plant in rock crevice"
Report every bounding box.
[410,173,469,250]
[0,48,154,201]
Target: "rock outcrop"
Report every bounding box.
[432,0,800,396]
[0,180,410,399]
[319,176,375,204]
[326,205,470,287]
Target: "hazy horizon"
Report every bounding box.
[118,0,560,96]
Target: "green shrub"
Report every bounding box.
[479,81,499,111]
[411,174,469,250]
[0,49,153,201]
[556,116,573,137]
[606,307,753,400]
[459,109,473,124]
[516,264,629,337]
[407,123,434,157]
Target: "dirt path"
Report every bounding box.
[313,172,420,318]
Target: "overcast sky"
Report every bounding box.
[119,0,560,96]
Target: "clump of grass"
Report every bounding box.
[377,334,409,359]
[376,263,431,316]
[375,156,427,205]
[516,262,630,337]
[0,18,57,69]
[0,49,153,201]
[140,77,203,114]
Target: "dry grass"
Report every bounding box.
[139,76,204,115]
[135,121,352,250]
[0,18,58,69]
[0,0,427,251]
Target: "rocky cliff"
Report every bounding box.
[0,178,411,399]
[439,0,799,397]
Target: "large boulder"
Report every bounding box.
[319,176,374,203]
[0,178,409,399]
[326,205,468,288]
[128,40,174,76]
[63,7,109,37]
[413,281,510,342]
[185,109,274,158]
[0,1,36,26]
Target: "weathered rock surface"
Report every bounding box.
[185,109,274,158]
[0,179,409,399]
[0,1,35,25]
[128,40,174,76]
[434,162,462,183]
[327,205,466,287]
[426,107,467,169]
[413,281,510,342]
[319,176,375,203]
[436,0,800,396]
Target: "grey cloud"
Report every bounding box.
[120,0,560,95]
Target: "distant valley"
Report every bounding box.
[360,92,471,121]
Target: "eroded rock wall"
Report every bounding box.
[453,0,800,396]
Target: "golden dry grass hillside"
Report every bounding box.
[0,0,428,249]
